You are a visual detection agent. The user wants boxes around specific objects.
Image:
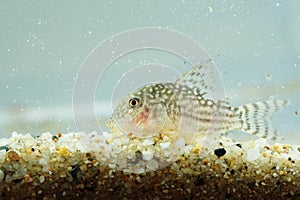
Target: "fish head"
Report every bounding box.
[108,84,173,138]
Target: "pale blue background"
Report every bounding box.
[0,1,299,143]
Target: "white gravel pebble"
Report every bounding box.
[246,147,260,161]
[160,142,171,149]
[0,150,6,164]
[39,175,45,183]
[0,169,4,181]
[142,150,154,161]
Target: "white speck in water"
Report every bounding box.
[37,19,43,25]
[7,48,10,52]
[276,2,279,6]
[266,73,272,81]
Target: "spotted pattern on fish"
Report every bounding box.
[236,100,289,140]
[108,59,290,142]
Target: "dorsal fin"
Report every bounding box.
[216,99,231,108]
[175,59,219,97]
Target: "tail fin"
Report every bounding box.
[235,100,290,140]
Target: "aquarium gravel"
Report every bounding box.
[0,131,299,199]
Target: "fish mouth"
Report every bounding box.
[107,111,151,136]
[109,104,168,138]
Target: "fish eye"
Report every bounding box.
[129,97,140,108]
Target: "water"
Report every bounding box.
[0,1,299,144]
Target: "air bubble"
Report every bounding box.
[266,73,272,81]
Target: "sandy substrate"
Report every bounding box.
[0,131,299,200]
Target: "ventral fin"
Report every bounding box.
[175,59,218,97]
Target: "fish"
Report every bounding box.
[107,59,289,143]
